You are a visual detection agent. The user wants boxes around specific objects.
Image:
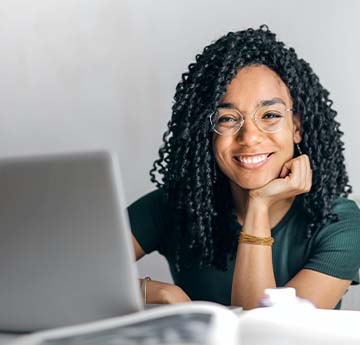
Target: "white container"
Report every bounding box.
[259,287,315,308]
[239,287,360,345]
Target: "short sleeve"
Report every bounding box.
[127,189,169,254]
[304,198,360,284]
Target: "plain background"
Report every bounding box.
[0,0,359,308]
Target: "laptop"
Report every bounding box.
[0,151,143,332]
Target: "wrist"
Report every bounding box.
[247,192,271,211]
[140,276,152,304]
[242,199,271,238]
[244,198,270,218]
[239,232,274,246]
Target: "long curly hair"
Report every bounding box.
[150,25,351,271]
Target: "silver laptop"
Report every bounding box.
[0,151,143,332]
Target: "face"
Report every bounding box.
[212,65,302,191]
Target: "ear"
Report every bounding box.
[293,114,302,144]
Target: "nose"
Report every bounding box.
[235,115,264,146]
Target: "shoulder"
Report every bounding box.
[128,188,171,227]
[127,189,173,254]
[306,197,360,282]
[128,189,167,210]
[324,197,360,237]
[331,197,360,220]
[315,197,360,242]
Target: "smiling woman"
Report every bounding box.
[128,25,360,310]
[212,65,302,191]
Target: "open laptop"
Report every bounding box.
[0,151,143,332]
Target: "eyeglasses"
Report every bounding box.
[209,103,293,136]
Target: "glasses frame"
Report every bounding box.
[209,104,293,136]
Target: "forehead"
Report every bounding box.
[221,65,292,109]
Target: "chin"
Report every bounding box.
[231,176,275,191]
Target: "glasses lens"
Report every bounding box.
[255,104,288,132]
[212,109,243,135]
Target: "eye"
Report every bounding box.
[262,112,283,119]
[217,115,238,123]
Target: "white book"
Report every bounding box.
[8,302,241,345]
[8,301,360,345]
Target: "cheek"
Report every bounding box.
[212,135,231,162]
[212,135,221,160]
[271,127,295,155]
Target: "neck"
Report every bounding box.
[230,182,295,229]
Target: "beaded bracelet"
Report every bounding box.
[240,232,274,246]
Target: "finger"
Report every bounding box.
[300,156,311,192]
[306,169,313,192]
[296,156,306,191]
[304,155,313,192]
[287,157,310,193]
[279,157,297,178]
[289,158,303,189]
[279,163,291,178]
[300,154,310,192]
[283,158,297,179]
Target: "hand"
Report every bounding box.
[158,283,192,304]
[142,279,191,304]
[249,154,312,208]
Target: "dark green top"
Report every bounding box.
[128,189,360,307]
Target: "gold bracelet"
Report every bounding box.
[239,232,274,246]
[140,276,152,304]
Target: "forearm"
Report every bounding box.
[231,200,276,309]
[139,278,191,304]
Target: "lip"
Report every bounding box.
[232,152,274,169]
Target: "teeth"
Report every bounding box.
[237,154,268,164]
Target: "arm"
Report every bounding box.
[231,199,275,309]
[232,155,312,308]
[132,234,191,304]
[286,269,351,309]
[231,154,353,309]
[129,190,191,304]
[233,229,351,309]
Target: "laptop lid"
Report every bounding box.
[0,151,143,332]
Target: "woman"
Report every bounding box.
[128,25,360,309]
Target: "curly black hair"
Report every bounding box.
[150,25,352,271]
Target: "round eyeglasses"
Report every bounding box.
[209,103,293,136]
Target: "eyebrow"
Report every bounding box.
[218,97,287,109]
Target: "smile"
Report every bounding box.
[233,153,273,169]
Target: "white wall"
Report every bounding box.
[0,0,359,298]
